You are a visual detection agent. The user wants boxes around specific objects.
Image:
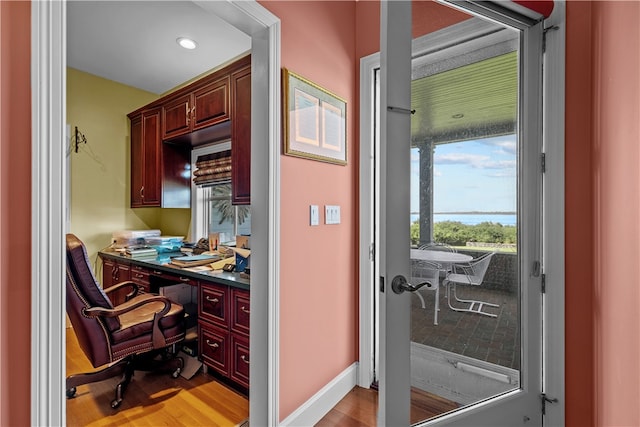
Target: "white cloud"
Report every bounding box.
[482,138,517,155]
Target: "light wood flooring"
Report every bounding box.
[67,328,458,426]
[66,328,249,426]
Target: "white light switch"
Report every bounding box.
[325,205,341,225]
[310,205,319,226]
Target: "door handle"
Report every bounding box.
[391,275,431,295]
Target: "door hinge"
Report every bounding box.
[543,25,560,53]
[540,393,558,415]
[541,152,546,173]
[379,276,385,293]
[541,273,546,294]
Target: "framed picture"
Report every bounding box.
[283,68,347,165]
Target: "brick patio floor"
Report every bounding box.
[410,284,520,370]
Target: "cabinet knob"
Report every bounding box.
[206,339,219,349]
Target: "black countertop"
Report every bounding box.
[99,250,250,291]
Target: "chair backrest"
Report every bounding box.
[457,252,495,286]
[418,242,457,253]
[66,233,119,367]
[411,260,441,290]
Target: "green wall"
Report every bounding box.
[66,68,191,266]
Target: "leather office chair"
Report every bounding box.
[65,233,186,408]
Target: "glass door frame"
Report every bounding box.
[359,1,566,425]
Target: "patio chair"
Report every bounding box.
[410,260,443,325]
[418,242,457,252]
[443,252,499,317]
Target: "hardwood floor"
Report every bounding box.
[66,328,249,426]
[68,327,458,426]
[316,385,459,426]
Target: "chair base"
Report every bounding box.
[446,283,499,318]
[66,349,184,408]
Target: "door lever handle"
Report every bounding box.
[391,275,430,294]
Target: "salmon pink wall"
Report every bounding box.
[0,1,32,426]
[590,2,640,425]
[257,1,359,421]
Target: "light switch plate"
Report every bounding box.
[325,205,340,225]
[310,205,319,226]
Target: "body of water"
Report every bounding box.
[410,213,517,226]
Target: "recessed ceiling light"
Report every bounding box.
[452,113,464,119]
[177,37,198,50]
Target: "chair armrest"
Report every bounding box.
[103,280,141,301]
[83,296,174,348]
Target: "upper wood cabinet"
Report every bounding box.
[130,108,162,207]
[231,64,251,205]
[162,76,230,141]
[128,55,250,209]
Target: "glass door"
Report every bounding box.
[378,1,544,425]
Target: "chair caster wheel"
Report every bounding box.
[111,398,122,409]
[172,367,181,379]
[66,387,77,399]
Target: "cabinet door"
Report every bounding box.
[162,94,192,140]
[141,109,161,206]
[231,333,250,388]
[130,116,144,207]
[231,65,251,205]
[109,262,131,306]
[230,288,250,336]
[101,258,117,288]
[193,76,230,130]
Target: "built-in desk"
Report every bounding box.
[99,250,250,394]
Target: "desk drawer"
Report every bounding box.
[199,324,228,376]
[199,282,228,327]
[131,265,150,292]
[230,334,249,388]
[230,288,250,336]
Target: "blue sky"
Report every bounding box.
[410,134,517,213]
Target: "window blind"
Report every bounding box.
[193,149,232,186]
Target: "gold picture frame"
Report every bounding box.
[282,68,347,165]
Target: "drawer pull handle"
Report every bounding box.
[152,270,163,275]
[241,306,250,314]
[180,276,190,282]
[206,340,219,349]
[206,296,219,303]
[241,355,250,364]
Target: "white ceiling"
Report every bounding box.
[67,1,251,95]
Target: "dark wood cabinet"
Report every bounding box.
[100,252,249,394]
[130,109,161,207]
[162,76,230,141]
[198,281,249,392]
[129,107,190,208]
[193,76,230,131]
[162,94,191,140]
[129,55,250,209]
[101,258,131,306]
[231,64,251,205]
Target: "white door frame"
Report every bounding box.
[30,1,281,425]
[358,2,565,425]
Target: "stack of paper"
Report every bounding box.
[125,247,158,261]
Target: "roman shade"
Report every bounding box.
[193,149,232,186]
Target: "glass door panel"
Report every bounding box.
[379,1,543,425]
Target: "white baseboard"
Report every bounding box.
[280,362,358,427]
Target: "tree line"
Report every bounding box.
[411,220,517,247]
